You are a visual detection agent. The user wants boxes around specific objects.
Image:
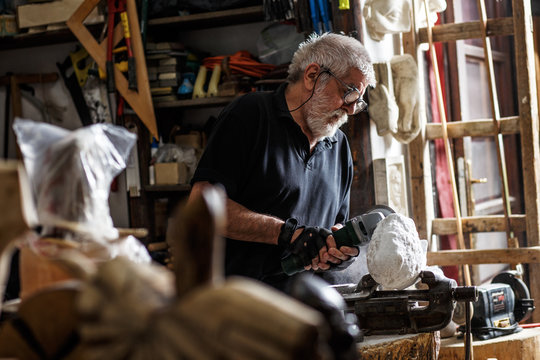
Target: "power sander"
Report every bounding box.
[281,205,395,275]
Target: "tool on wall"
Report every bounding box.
[106,0,137,92]
[57,50,94,127]
[58,46,113,125]
[67,0,158,139]
[308,0,333,34]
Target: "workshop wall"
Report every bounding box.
[0,21,279,230]
[0,6,409,229]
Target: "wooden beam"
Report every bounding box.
[402,9,433,241]
[0,73,58,86]
[513,0,540,323]
[425,116,520,139]
[148,5,264,28]
[16,0,102,29]
[427,246,540,266]
[432,215,527,235]
[418,17,514,44]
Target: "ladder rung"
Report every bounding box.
[425,116,520,140]
[418,17,513,44]
[432,214,526,235]
[427,246,540,266]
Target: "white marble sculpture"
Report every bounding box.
[363,0,412,41]
[363,0,447,41]
[368,61,399,136]
[390,54,422,143]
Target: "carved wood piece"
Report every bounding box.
[168,185,226,298]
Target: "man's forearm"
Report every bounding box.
[189,181,283,245]
[226,198,283,245]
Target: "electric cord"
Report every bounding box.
[289,70,327,112]
[472,324,520,332]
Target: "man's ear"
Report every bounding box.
[303,63,321,91]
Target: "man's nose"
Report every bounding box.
[342,101,357,115]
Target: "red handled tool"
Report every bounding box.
[106,0,137,92]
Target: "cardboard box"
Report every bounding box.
[175,133,202,149]
[155,162,188,185]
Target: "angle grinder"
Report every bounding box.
[281,205,395,275]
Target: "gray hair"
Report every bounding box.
[287,32,375,87]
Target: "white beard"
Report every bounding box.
[304,86,349,139]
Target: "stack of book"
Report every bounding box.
[146,41,187,103]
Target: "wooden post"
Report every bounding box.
[402,6,434,242]
[513,0,540,322]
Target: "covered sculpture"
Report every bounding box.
[0,185,357,359]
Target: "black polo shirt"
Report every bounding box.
[191,83,353,288]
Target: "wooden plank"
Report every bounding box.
[16,0,101,29]
[513,0,540,322]
[425,116,520,139]
[424,1,471,286]
[439,327,540,360]
[148,5,264,28]
[427,246,540,266]
[418,17,514,44]
[432,215,526,235]
[154,96,236,109]
[344,112,374,216]
[0,73,58,86]
[402,13,433,241]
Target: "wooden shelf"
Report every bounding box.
[0,5,265,51]
[0,23,102,51]
[148,5,265,30]
[144,184,191,193]
[154,96,237,109]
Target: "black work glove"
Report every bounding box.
[279,218,332,268]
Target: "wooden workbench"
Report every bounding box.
[439,327,540,360]
[357,332,440,359]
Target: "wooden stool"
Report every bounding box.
[439,327,540,360]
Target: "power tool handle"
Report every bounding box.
[332,225,359,248]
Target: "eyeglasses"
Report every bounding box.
[323,68,368,114]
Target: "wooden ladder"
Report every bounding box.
[403,0,540,321]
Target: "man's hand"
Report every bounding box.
[307,223,360,271]
[284,226,331,271]
[279,220,360,273]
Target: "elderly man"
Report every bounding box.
[189,32,376,291]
